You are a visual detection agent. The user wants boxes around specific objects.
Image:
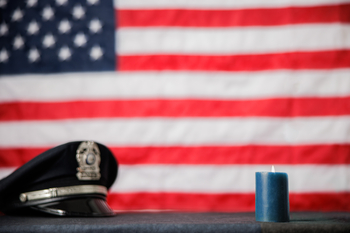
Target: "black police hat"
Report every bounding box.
[0,141,118,217]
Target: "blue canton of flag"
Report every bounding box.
[0,0,115,74]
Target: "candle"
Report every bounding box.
[255,166,290,222]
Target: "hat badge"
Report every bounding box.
[76,141,101,180]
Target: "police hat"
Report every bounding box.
[0,141,118,217]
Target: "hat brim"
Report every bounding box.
[31,197,115,217]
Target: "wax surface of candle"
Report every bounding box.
[255,166,289,222]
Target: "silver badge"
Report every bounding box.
[76,141,101,180]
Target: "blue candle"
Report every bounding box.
[255,166,290,222]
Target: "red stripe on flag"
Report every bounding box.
[0,148,49,167]
[107,192,350,212]
[117,4,350,27]
[108,192,255,212]
[1,144,349,167]
[1,97,350,121]
[118,50,350,71]
[290,192,350,211]
[113,145,350,165]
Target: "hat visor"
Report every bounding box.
[31,197,115,217]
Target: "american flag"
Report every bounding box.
[0,0,350,212]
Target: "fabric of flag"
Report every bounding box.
[1,0,350,212]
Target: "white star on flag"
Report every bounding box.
[42,6,54,21]
[0,0,7,8]
[74,33,87,47]
[87,0,99,5]
[58,19,71,34]
[89,19,102,33]
[0,23,8,36]
[90,45,103,60]
[13,35,25,50]
[42,34,56,48]
[27,21,40,35]
[72,5,85,19]
[26,0,37,8]
[58,46,72,61]
[28,48,40,63]
[0,48,9,63]
[12,9,24,22]
[56,0,68,6]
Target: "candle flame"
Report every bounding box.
[271,165,275,172]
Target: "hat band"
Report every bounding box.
[19,185,107,203]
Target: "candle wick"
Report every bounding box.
[271,165,275,172]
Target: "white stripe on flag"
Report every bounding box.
[1,70,350,102]
[117,24,350,55]
[112,165,350,193]
[115,0,350,9]
[1,165,349,193]
[1,117,350,147]
[0,168,16,180]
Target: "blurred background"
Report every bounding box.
[0,0,349,212]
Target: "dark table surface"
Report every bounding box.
[0,212,349,233]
